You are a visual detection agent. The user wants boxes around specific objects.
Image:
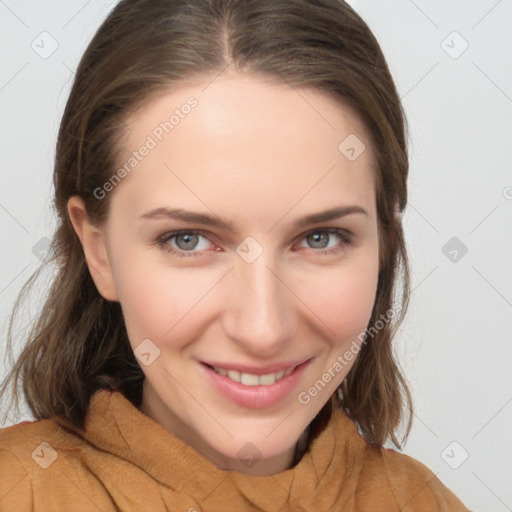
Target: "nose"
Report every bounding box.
[221,251,297,357]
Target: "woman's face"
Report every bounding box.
[71,73,380,475]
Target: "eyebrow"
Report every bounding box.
[139,205,368,232]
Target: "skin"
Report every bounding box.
[68,71,380,476]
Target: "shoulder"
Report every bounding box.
[356,441,471,511]
[0,417,73,471]
[0,419,60,510]
[0,417,65,472]
[0,419,114,511]
[0,422,34,511]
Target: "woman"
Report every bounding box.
[0,0,470,510]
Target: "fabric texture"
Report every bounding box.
[0,388,471,511]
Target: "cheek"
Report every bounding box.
[296,259,379,342]
[111,249,219,346]
[109,229,379,350]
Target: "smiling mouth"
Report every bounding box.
[205,363,297,386]
[201,359,312,409]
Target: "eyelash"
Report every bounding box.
[155,228,354,259]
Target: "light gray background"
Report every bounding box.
[1,1,511,510]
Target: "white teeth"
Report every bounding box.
[212,365,296,386]
[259,373,276,385]
[240,373,260,386]
[227,370,241,382]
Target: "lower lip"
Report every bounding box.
[200,360,311,409]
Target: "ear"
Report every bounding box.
[67,196,119,302]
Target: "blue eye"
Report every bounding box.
[299,229,353,253]
[156,228,353,259]
[156,230,212,258]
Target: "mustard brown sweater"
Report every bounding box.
[0,389,471,511]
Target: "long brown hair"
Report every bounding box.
[1,0,412,448]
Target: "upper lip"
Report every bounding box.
[201,359,311,375]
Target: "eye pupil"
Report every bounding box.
[308,232,328,248]
[176,233,198,250]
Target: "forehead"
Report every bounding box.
[112,73,376,222]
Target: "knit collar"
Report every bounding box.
[60,388,364,511]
